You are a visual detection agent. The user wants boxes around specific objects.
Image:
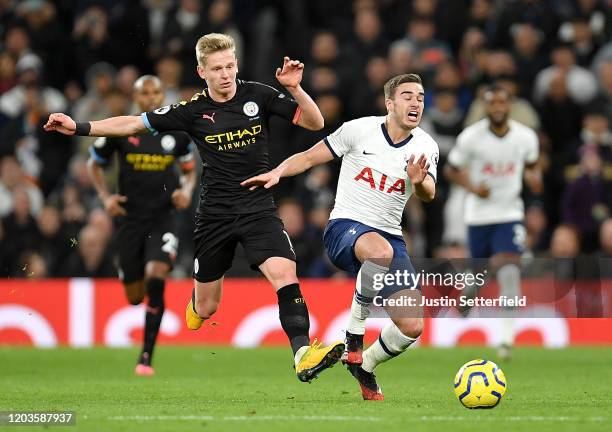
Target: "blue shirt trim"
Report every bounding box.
[89,146,108,165]
[380,123,413,148]
[141,112,158,136]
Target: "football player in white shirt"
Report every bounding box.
[242,74,439,400]
[445,84,542,359]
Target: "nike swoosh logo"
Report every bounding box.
[363,150,376,155]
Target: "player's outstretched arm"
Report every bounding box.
[44,113,147,137]
[275,56,324,131]
[241,140,334,190]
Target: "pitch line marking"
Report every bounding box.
[108,415,381,422]
[419,416,606,422]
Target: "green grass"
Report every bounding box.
[1,346,611,431]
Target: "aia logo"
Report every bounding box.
[202,112,216,123]
[482,162,515,177]
[354,167,405,195]
[128,137,140,147]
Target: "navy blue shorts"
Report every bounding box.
[323,218,410,275]
[467,221,526,259]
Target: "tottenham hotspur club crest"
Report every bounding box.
[243,101,259,117]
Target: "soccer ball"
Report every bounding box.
[454,359,507,409]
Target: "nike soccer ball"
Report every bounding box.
[454,359,507,409]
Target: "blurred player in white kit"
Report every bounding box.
[445,83,543,360]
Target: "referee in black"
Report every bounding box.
[87,75,196,376]
[45,33,344,382]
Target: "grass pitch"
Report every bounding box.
[1,346,611,431]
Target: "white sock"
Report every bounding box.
[346,260,388,335]
[361,323,417,372]
[497,264,521,346]
[497,263,521,298]
[500,317,514,347]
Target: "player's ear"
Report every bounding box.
[197,65,206,80]
[385,98,394,114]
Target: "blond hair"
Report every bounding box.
[195,33,235,66]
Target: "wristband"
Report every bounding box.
[75,122,91,136]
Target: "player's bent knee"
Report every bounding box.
[145,261,170,280]
[266,267,298,287]
[359,241,394,263]
[396,318,423,339]
[124,281,145,305]
[126,293,144,305]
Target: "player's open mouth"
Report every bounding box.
[407,111,419,120]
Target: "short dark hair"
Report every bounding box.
[384,73,422,99]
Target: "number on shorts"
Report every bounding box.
[161,232,179,257]
[512,224,526,251]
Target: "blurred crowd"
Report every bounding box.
[0,0,610,280]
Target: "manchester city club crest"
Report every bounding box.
[154,105,171,114]
[243,101,259,117]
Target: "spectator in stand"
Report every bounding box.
[511,23,547,99]
[17,0,67,89]
[155,56,182,106]
[347,7,390,67]
[457,27,487,87]
[400,15,451,83]
[0,54,67,120]
[0,52,17,95]
[592,59,612,122]
[1,186,41,276]
[563,146,611,252]
[36,204,71,276]
[388,40,414,77]
[161,0,208,87]
[534,43,599,106]
[347,56,390,118]
[143,0,174,62]
[566,104,611,165]
[59,224,115,278]
[492,0,559,50]
[0,155,43,217]
[0,82,72,195]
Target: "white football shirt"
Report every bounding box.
[325,116,439,236]
[447,118,539,225]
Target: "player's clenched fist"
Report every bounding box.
[44,113,76,135]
